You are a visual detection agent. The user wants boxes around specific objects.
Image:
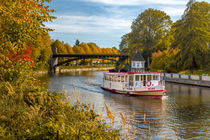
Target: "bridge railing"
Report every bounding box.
[162,73,210,81]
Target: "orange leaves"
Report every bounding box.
[8,46,34,66]
[150,49,180,72]
[152,50,163,58]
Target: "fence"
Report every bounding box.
[163,73,210,81]
[162,73,210,87]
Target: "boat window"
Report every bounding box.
[147,75,152,81]
[140,75,143,81]
[110,76,113,81]
[137,63,139,67]
[121,76,124,82]
[112,76,114,81]
[133,62,135,67]
[153,75,158,80]
[135,75,139,81]
[129,75,134,86]
[118,76,121,82]
[115,76,118,82]
[125,75,128,82]
[143,75,146,86]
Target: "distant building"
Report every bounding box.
[131,52,145,72]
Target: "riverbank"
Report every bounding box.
[36,67,115,75]
[162,73,210,88]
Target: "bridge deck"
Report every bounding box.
[52,54,129,58]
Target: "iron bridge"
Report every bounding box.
[51,53,129,68]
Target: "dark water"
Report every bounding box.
[40,71,210,139]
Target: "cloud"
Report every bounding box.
[82,0,187,5]
[46,15,131,33]
[161,7,185,17]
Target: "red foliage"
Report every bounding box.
[8,46,34,66]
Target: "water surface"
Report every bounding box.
[40,71,210,139]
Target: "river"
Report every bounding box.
[40,71,210,139]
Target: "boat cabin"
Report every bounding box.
[103,72,163,91]
[131,52,145,72]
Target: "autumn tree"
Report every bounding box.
[64,43,74,54]
[80,42,92,54]
[32,32,52,69]
[150,49,179,72]
[0,0,55,80]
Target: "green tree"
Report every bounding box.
[182,0,196,20]
[150,49,179,72]
[173,2,210,73]
[119,34,129,51]
[129,8,172,68]
[75,39,80,46]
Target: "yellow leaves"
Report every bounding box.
[5,82,15,95]
[0,115,7,121]
[104,103,116,126]
[0,0,55,52]
[131,130,137,140]
[143,113,146,123]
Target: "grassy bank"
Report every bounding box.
[0,67,121,139]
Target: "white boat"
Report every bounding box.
[101,72,165,98]
[101,52,166,98]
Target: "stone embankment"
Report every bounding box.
[162,73,210,87]
[36,67,114,75]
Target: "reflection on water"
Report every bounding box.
[40,71,210,139]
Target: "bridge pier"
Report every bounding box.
[50,47,59,73]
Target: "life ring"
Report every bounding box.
[147,81,152,87]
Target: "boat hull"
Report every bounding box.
[101,86,164,98]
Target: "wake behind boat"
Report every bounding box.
[101,52,166,98]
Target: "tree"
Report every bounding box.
[75,39,80,46]
[119,34,129,51]
[150,49,179,72]
[0,0,55,80]
[64,43,74,54]
[51,40,68,62]
[129,8,172,68]
[87,43,101,54]
[173,2,210,73]
[182,0,196,20]
[0,0,55,49]
[73,45,86,54]
[80,42,92,54]
[32,32,52,69]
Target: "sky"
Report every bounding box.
[46,0,208,48]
